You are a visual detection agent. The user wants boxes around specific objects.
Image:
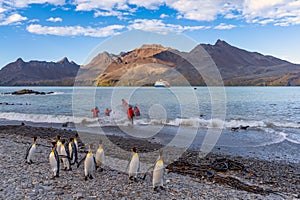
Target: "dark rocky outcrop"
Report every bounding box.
[10,89,54,95]
[2,89,54,95]
[0,57,80,86]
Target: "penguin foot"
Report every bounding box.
[51,175,59,180]
[84,176,88,181]
[153,186,164,191]
[89,174,94,179]
[99,168,104,172]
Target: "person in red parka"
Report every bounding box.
[91,106,100,118]
[133,105,140,116]
[127,105,134,124]
[122,99,128,107]
[105,108,112,116]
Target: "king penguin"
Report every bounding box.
[49,141,60,178]
[84,145,96,181]
[25,136,38,164]
[60,139,71,171]
[152,149,165,191]
[77,145,96,181]
[95,141,105,171]
[68,138,77,165]
[127,147,140,182]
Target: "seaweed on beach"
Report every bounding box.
[166,158,282,196]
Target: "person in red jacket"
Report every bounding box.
[91,107,100,118]
[127,105,134,124]
[122,99,128,107]
[133,105,140,116]
[105,108,112,116]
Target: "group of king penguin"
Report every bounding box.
[25,134,165,191]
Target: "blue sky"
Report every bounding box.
[1,0,300,68]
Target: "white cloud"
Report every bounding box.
[0,6,6,13]
[166,0,225,21]
[1,0,300,29]
[10,0,65,8]
[258,18,275,25]
[240,0,300,26]
[28,19,39,23]
[0,13,27,25]
[128,0,163,9]
[74,0,128,11]
[94,10,124,19]
[243,0,284,11]
[46,17,62,22]
[160,14,168,18]
[128,19,208,34]
[26,24,125,37]
[214,23,236,30]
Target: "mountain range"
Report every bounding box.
[1,40,299,86]
[0,57,79,86]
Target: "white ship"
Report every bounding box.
[154,79,170,87]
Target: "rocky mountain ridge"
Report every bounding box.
[77,40,299,86]
[0,57,80,86]
[1,40,299,86]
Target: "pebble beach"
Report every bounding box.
[0,125,299,200]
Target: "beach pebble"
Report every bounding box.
[54,191,65,195]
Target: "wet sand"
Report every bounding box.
[0,125,299,199]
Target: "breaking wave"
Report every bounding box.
[0,112,299,130]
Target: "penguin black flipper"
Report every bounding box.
[53,148,60,177]
[73,142,78,164]
[125,154,132,173]
[142,165,155,180]
[25,144,32,160]
[77,155,87,168]
[65,146,72,168]
[93,156,98,170]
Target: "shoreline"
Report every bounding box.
[0,124,299,199]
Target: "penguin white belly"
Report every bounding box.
[49,152,58,176]
[128,154,139,177]
[84,154,95,177]
[74,140,78,151]
[61,146,70,169]
[56,142,62,155]
[27,144,36,163]
[69,143,73,157]
[153,160,164,187]
[95,149,104,167]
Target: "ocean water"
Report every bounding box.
[0,86,299,162]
